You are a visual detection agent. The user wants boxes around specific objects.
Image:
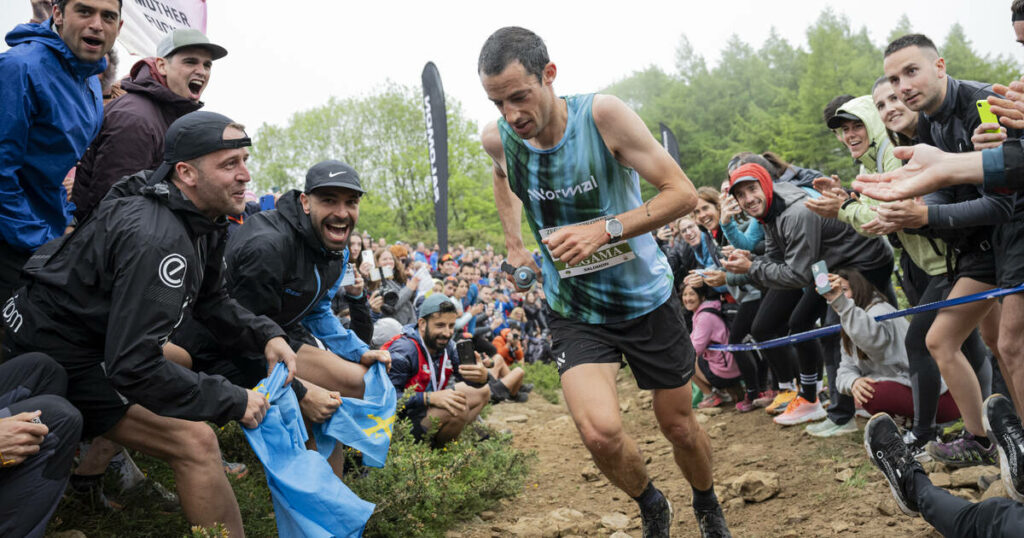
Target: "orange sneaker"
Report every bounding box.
[773,396,826,426]
[765,390,796,415]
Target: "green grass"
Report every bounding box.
[521,360,561,404]
[48,413,533,538]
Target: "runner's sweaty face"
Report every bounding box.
[481,60,556,140]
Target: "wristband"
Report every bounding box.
[840,197,858,210]
[425,392,430,407]
[0,449,14,467]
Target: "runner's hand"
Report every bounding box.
[264,336,296,386]
[299,385,341,423]
[241,390,271,428]
[543,220,607,268]
[360,349,391,371]
[505,246,542,288]
[0,411,48,467]
[428,389,468,416]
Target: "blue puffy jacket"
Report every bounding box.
[0,21,106,252]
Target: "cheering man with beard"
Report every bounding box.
[174,161,392,470]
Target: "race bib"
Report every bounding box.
[540,216,636,278]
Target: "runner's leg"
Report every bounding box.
[562,362,648,496]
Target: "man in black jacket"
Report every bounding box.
[2,111,294,537]
[880,33,1020,467]
[179,160,391,466]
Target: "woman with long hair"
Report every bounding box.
[818,268,959,436]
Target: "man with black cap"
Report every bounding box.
[72,27,228,222]
[385,293,491,445]
[173,159,392,469]
[2,110,295,537]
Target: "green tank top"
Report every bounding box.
[498,93,672,324]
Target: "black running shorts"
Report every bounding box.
[546,293,695,390]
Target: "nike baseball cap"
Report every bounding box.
[305,160,364,195]
[157,28,228,60]
[150,111,250,183]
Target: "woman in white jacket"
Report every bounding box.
[822,268,960,428]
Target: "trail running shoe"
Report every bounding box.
[865,413,922,516]
[924,431,997,468]
[805,418,857,437]
[983,394,1024,502]
[699,393,724,409]
[223,457,249,479]
[735,396,757,413]
[640,493,672,538]
[64,478,124,512]
[694,503,731,538]
[752,390,776,408]
[765,390,796,415]
[773,397,826,426]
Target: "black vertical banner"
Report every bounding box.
[421,62,449,254]
[659,122,681,167]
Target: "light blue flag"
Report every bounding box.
[245,364,375,538]
[313,362,397,468]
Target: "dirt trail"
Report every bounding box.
[456,370,944,537]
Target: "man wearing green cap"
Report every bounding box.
[72,27,228,222]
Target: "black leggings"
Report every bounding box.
[729,299,766,396]
[904,273,991,439]
[914,470,1024,537]
[0,353,82,538]
[750,288,808,390]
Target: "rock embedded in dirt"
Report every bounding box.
[922,461,947,473]
[506,517,544,537]
[981,480,1009,501]
[581,468,601,482]
[950,488,977,501]
[505,414,529,423]
[610,532,634,538]
[729,470,780,502]
[930,472,952,488]
[480,510,496,521]
[724,497,745,511]
[835,468,855,482]
[619,400,631,413]
[951,466,999,488]
[832,521,851,533]
[600,512,631,531]
[698,407,724,416]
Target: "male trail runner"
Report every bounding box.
[478,26,730,538]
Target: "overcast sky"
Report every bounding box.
[1,0,1019,134]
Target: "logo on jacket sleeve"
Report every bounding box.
[158,254,187,288]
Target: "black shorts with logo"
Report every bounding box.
[547,293,695,390]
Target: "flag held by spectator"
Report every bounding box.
[314,362,397,468]
[245,364,375,538]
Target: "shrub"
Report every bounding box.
[521,360,561,404]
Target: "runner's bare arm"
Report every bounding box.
[482,122,540,273]
[592,94,698,237]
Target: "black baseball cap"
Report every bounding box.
[305,160,364,194]
[826,111,861,130]
[151,111,250,183]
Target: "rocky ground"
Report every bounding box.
[455,369,1012,537]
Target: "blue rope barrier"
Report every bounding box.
[707,283,1024,352]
